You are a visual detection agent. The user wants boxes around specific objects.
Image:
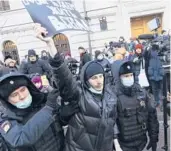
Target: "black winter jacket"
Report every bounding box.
[131,54,143,83]
[20,59,51,78]
[79,52,91,70]
[49,54,118,151]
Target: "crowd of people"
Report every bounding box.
[0,24,170,151]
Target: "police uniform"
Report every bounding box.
[0,73,64,151]
[111,60,159,151]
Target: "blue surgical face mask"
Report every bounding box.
[121,76,134,87]
[11,94,32,109]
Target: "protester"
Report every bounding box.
[114,47,127,61]
[41,50,49,63]
[35,24,122,151]
[148,44,164,107]
[20,49,51,79]
[128,37,136,52]
[94,50,112,84]
[94,50,111,71]
[31,75,53,93]
[78,46,91,70]
[119,36,129,51]
[131,43,144,83]
[4,55,18,72]
[0,56,18,77]
[111,60,159,151]
[0,73,79,151]
[21,55,28,64]
[161,30,169,41]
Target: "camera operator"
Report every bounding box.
[147,44,164,107]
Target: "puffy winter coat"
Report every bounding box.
[49,54,118,151]
[148,50,164,81]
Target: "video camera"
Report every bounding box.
[138,17,170,70]
[139,34,170,66]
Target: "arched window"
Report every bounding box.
[2,40,20,64]
[53,33,71,55]
[0,0,10,11]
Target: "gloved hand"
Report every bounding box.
[146,141,157,151]
[133,57,139,62]
[46,89,59,109]
[59,101,79,123]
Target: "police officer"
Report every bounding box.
[0,73,79,151]
[111,60,159,151]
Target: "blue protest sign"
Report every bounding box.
[22,0,89,36]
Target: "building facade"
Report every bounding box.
[0,0,170,62]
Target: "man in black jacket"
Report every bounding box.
[35,24,121,151]
[20,49,51,79]
[78,46,91,70]
[111,60,159,151]
[0,73,79,151]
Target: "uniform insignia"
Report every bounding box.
[0,121,11,133]
[127,65,130,69]
[140,100,146,107]
[9,80,14,85]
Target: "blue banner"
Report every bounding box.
[22,0,89,36]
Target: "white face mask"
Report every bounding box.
[97,54,104,60]
[121,76,134,87]
[11,94,32,109]
[89,87,102,94]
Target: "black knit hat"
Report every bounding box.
[119,62,134,76]
[0,77,28,101]
[85,62,104,81]
[94,50,101,59]
[28,49,36,57]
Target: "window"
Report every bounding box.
[53,33,71,54]
[3,40,20,64]
[99,17,108,31]
[0,0,10,11]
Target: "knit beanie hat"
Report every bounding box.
[31,76,43,89]
[28,49,36,57]
[31,76,42,83]
[85,62,104,81]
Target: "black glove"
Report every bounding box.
[146,141,157,151]
[59,101,79,123]
[46,89,59,109]
[49,53,64,68]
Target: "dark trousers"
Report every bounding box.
[151,80,163,104]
